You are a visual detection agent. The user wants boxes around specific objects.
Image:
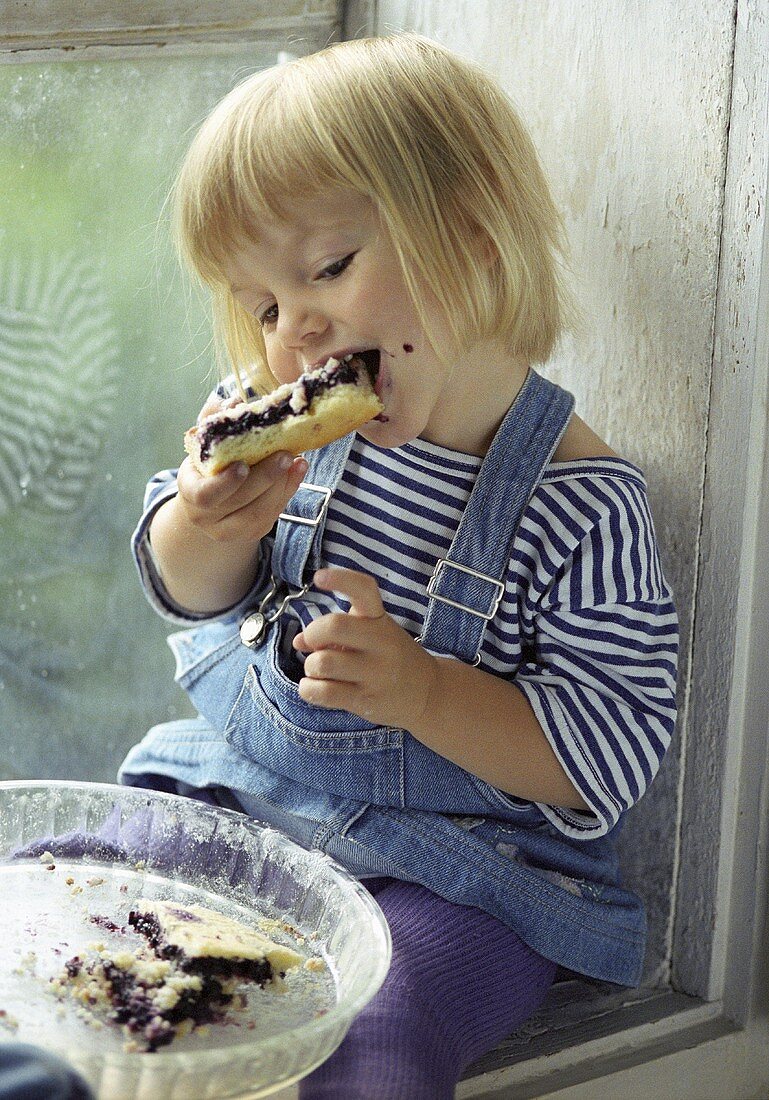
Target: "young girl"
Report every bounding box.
[121,33,678,1098]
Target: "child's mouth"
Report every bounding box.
[354,350,389,421]
[314,349,380,391]
[355,349,382,393]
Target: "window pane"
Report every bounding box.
[0,52,275,781]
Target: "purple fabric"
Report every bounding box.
[300,879,556,1100]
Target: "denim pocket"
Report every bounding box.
[222,624,406,807]
[238,662,404,753]
[254,620,404,749]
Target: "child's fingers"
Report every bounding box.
[176,455,246,508]
[298,676,356,712]
[221,458,306,529]
[232,453,307,509]
[293,610,388,654]
[312,567,386,619]
[302,647,364,684]
[179,452,301,514]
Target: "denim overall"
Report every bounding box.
[120,370,647,986]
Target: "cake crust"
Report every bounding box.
[185,354,383,476]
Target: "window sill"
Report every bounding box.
[457,979,731,1098]
[268,982,730,1100]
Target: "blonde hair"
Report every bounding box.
[172,33,571,391]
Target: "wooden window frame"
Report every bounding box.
[0,1,345,60]
[2,0,767,1092]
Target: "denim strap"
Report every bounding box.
[270,371,573,662]
[271,433,356,589]
[418,370,574,664]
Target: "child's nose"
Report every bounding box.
[276,301,328,351]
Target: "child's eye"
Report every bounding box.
[318,253,356,279]
[257,303,279,327]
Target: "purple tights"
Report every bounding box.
[299,878,556,1100]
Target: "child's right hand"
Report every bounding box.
[147,445,308,614]
[147,391,308,613]
[175,450,308,545]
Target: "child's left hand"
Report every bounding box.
[292,567,439,729]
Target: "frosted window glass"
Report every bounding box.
[0,53,274,781]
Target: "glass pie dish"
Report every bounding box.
[0,781,391,1099]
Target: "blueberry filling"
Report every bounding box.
[128,908,274,983]
[198,350,380,461]
[59,902,302,1054]
[103,960,231,1049]
[61,948,233,1052]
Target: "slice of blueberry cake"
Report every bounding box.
[55,899,303,1052]
[128,899,304,982]
[185,352,383,476]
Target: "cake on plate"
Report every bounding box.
[54,899,304,1051]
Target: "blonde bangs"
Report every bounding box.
[171,34,572,384]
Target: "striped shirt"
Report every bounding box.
[133,433,678,842]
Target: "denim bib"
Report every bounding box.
[120,370,648,986]
[169,370,576,816]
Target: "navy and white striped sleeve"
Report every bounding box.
[131,469,193,622]
[513,473,679,839]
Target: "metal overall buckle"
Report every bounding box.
[239,482,330,648]
[415,558,506,666]
[239,575,310,649]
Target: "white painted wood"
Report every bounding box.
[0,1,341,52]
[458,1014,769,1099]
[674,0,769,1001]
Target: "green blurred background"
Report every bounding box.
[0,52,274,780]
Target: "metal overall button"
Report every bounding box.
[239,575,310,650]
[240,612,267,648]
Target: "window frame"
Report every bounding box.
[2,0,767,1092]
[0,1,344,60]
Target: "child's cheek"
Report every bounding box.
[265,341,301,385]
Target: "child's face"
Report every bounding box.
[223,189,462,450]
